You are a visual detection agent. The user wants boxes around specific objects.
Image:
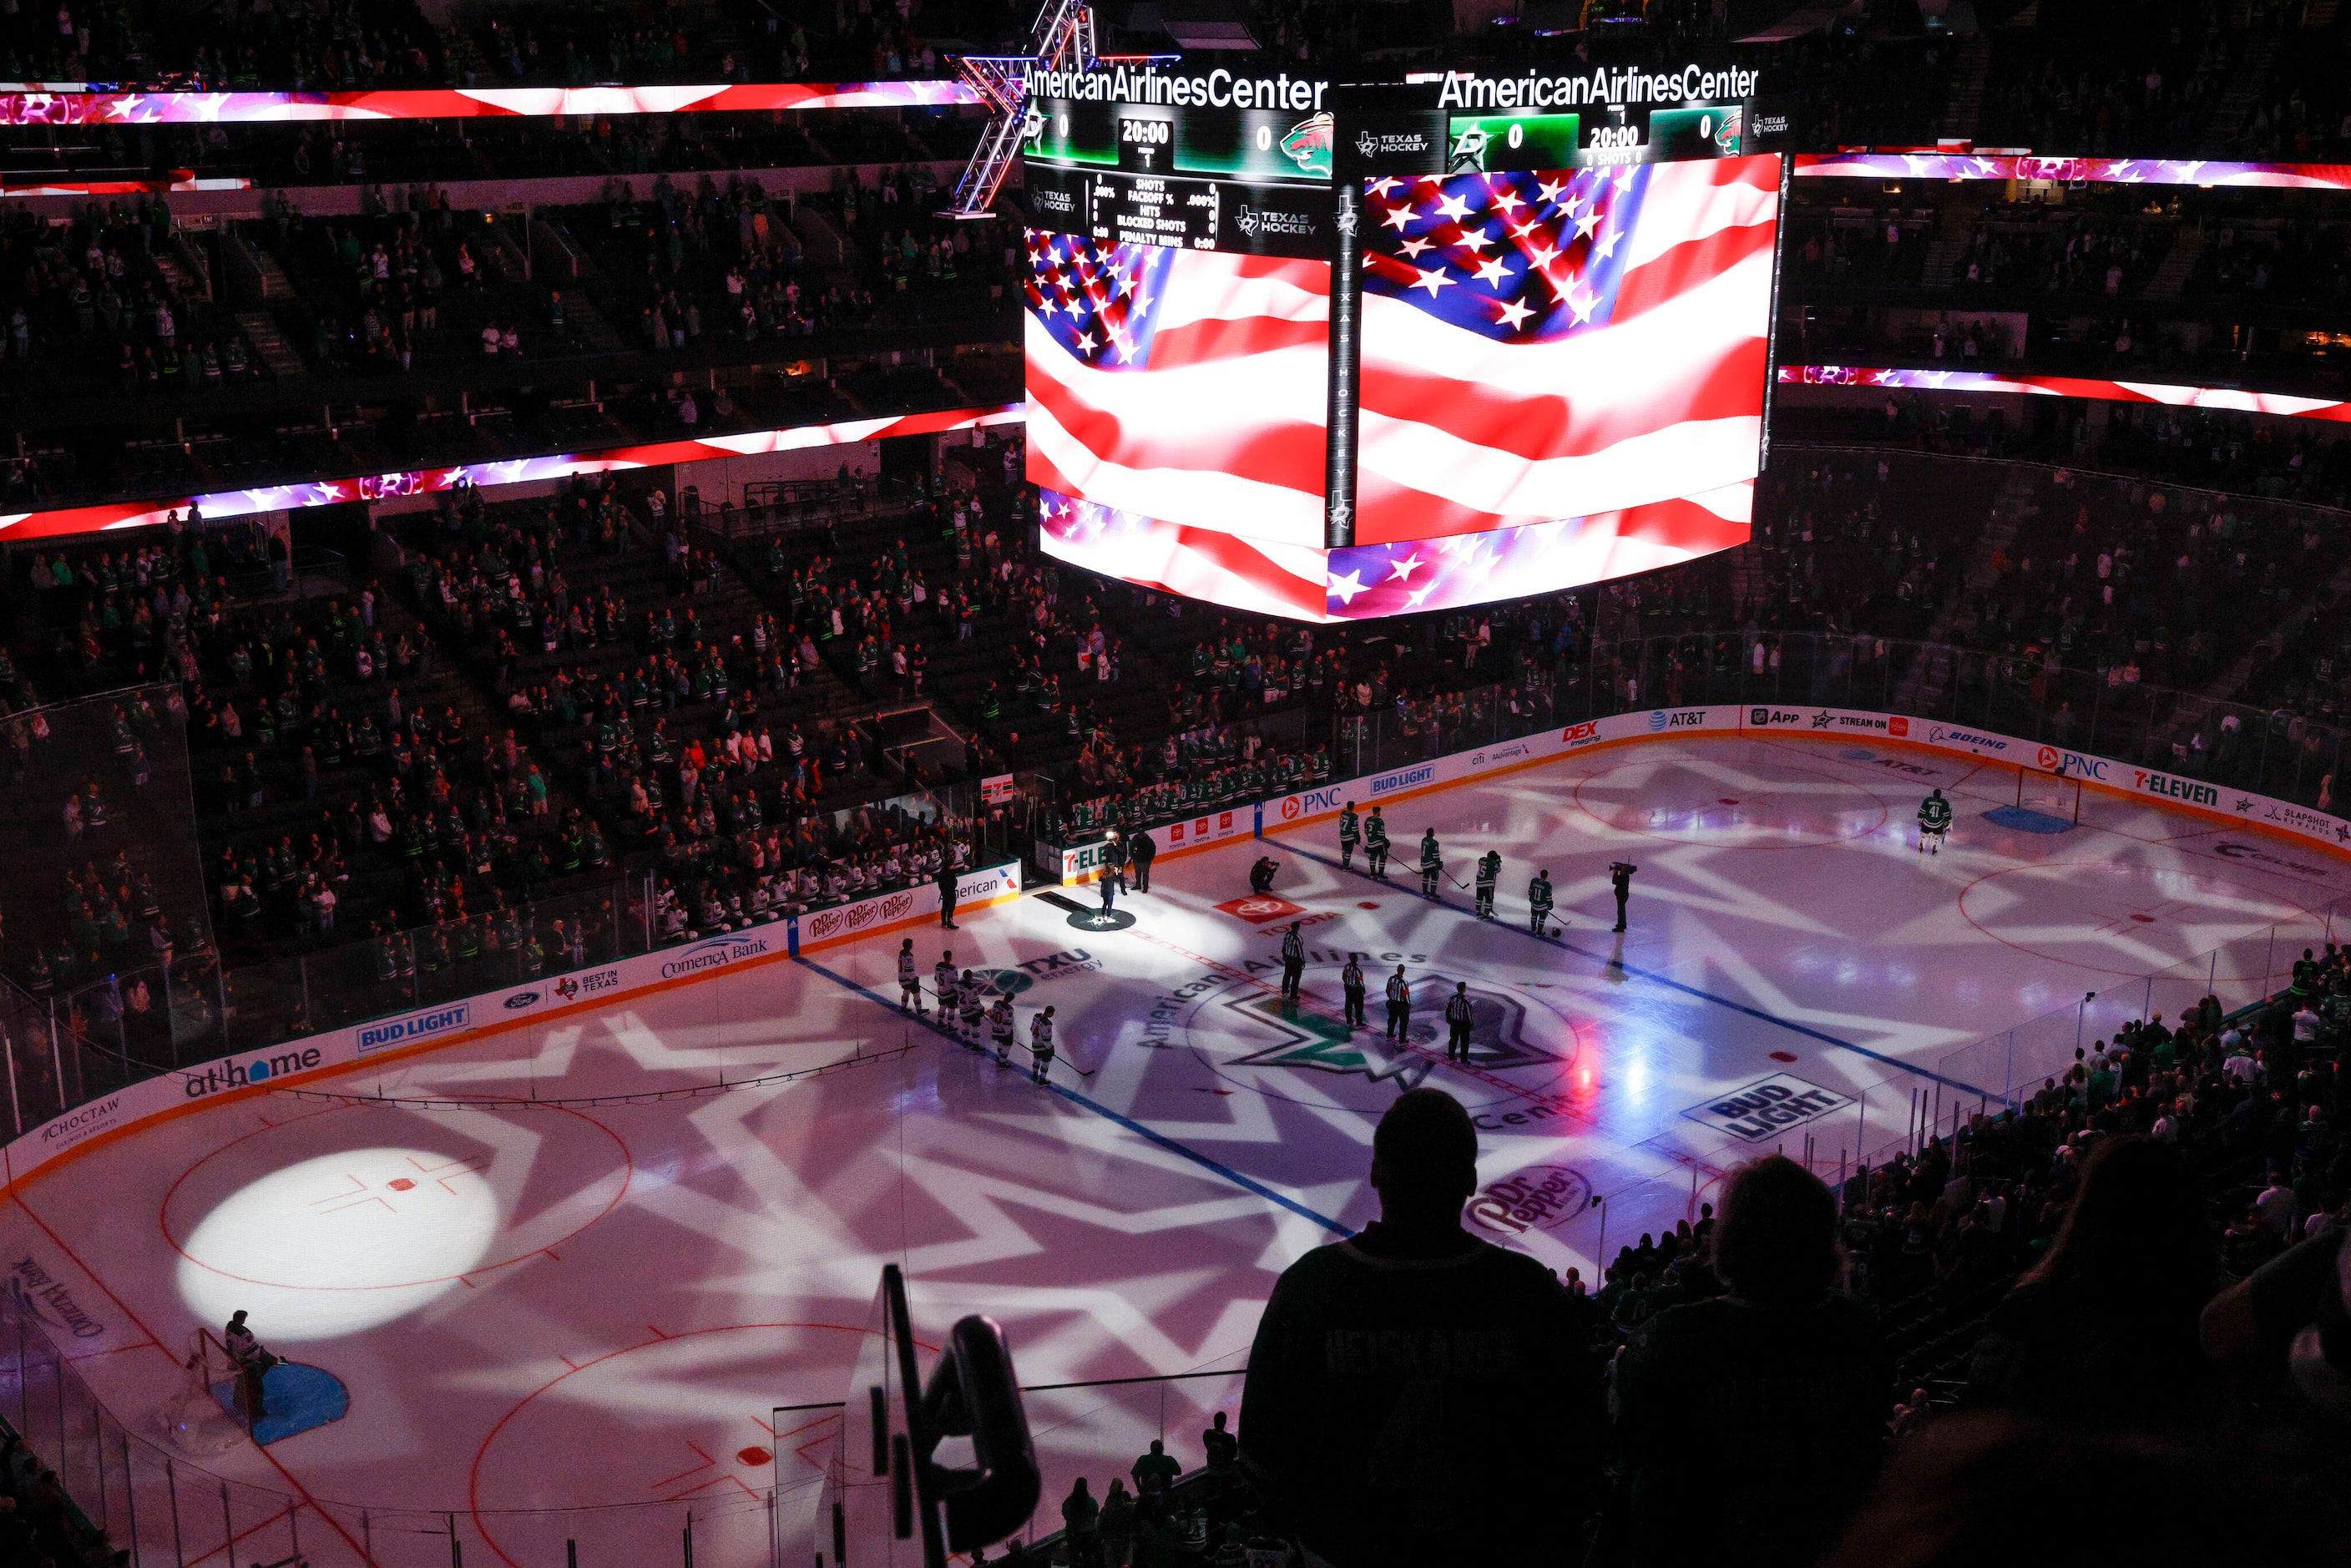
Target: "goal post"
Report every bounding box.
[2017,761,2083,824]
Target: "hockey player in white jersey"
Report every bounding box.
[933,951,958,1018]
[988,994,1016,1064]
[897,938,922,1013]
[958,971,987,1046]
[1029,1006,1057,1084]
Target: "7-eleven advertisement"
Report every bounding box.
[1057,807,1252,883]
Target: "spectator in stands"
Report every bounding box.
[1238,1088,1595,1565]
[1818,1411,2290,1568]
[1059,1477,1099,1564]
[1614,1155,1888,1568]
[1128,1440,1177,1501]
[1964,1135,2215,1420]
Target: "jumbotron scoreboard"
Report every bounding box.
[1022,67,1336,259]
[1412,64,1768,171]
[1019,63,1782,260]
[1024,55,1790,623]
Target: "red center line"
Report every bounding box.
[646,1443,715,1491]
[662,1472,764,1504]
[1125,928,1576,1112]
[179,1507,306,1568]
[60,1338,160,1362]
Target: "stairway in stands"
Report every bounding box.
[1919,237,1969,292]
[2201,29,2283,153]
[1938,34,1994,144]
[235,312,309,378]
[1889,466,2042,715]
[2140,233,2204,304]
[232,239,310,377]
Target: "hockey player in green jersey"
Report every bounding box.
[1919,788,1952,854]
[1337,802,1361,869]
[1474,850,1501,919]
[1418,830,1443,898]
[1364,807,1391,878]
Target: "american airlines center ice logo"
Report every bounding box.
[1166,974,1576,1108]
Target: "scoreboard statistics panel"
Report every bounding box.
[1023,82,1335,260]
[1022,68,1336,579]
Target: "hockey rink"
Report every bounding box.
[3,732,2341,1568]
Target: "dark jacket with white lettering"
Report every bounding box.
[1240,1227,1597,1566]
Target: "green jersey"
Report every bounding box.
[1365,815,1389,848]
[1919,796,1952,832]
[1476,852,1501,888]
[1338,807,1360,842]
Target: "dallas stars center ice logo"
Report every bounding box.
[1226,984,1562,1092]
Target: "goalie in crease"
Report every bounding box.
[1919,788,1952,854]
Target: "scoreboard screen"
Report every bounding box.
[1024,59,1784,622]
[1023,84,1335,260]
[1443,102,1745,172]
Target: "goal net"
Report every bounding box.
[154,1329,242,1456]
[2017,765,2084,825]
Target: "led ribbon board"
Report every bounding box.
[0,79,977,125]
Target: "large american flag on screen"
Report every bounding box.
[1023,230,1330,551]
[1354,154,1780,545]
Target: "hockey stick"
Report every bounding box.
[1014,1038,1098,1076]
